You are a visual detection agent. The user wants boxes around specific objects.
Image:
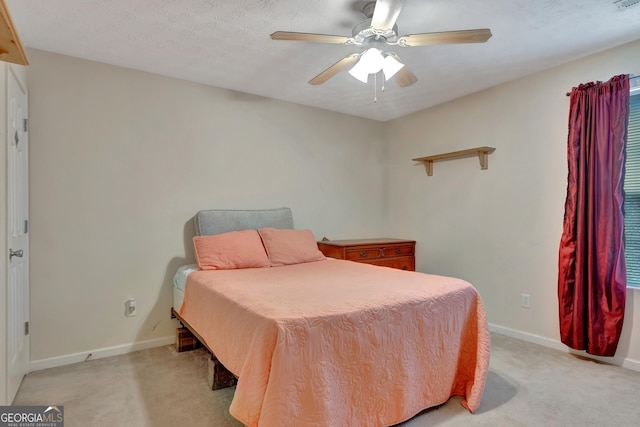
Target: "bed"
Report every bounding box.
[173,208,490,427]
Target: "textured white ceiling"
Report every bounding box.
[7,0,640,121]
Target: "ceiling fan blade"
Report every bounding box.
[270,31,351,44]
[309,54,359,85]
[387,53,417,87]
[371,0,405,31]
[399,29,492,46]
[394,66,417,87]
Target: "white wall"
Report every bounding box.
[25,49,386,364]
[384,39,640,367]
[25,38,640,370]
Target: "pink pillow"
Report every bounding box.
[258,228,326,266]
[193,230,270,270]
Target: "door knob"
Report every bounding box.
[9,248,23,261]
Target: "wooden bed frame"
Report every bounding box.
[171,307,237,390]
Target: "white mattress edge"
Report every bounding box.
[173,287,185,313]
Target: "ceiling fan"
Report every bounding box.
[270,0,492,88]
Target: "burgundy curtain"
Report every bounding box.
[558,74,629,357]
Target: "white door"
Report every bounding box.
[6,65,29,402]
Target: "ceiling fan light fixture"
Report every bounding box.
[349,48,405,83]
[348,48,387,83]
[382,54,404,80]
[348,61,370,83]
[359,47,385,73]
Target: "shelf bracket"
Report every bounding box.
[0,0,29,65]
[412,146,496,176]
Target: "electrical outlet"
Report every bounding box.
[125,298,137,317]
[521,293,531,309]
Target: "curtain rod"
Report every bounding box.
[565,75,640,96]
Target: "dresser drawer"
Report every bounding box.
[345,247,383,261]
[345,244,414,261]
[382,244,414,258]
[367,257,415,271]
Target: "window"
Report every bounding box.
[625,91,640,287]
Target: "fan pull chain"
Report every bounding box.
[374,72,377,103]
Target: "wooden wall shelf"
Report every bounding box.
[412,146,496,176]
[0,0,28,66]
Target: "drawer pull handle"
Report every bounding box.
[395,249,402,255]
[360,252,367,257]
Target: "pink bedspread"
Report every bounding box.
[179,259,490,427]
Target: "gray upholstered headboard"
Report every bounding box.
[194,208,294,236]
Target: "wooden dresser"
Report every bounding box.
[317,238,416,271]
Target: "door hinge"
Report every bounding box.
[23,118,28,132]
[24,321,29,336]
[24,219,28,234]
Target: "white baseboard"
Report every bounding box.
[29,326,640,374]
[29,336,175,373]
[488,323,567,351]
[489,323,640,372]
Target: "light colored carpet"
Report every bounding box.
[13,333,640,427]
